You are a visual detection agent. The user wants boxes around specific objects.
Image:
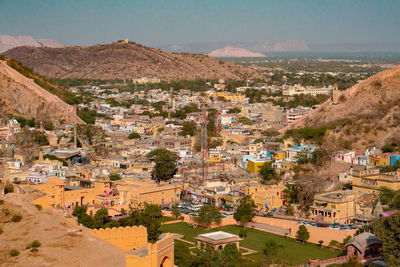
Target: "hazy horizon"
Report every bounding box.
[0,0,399,48]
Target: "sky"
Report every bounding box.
[0,0,399,46]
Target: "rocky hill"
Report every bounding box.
[0,35,63,53]
[0,58,83,125]
[208,46,266,58]
[288,65,400,152]
[3,42,262,81]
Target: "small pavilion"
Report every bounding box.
[195,231,241,251]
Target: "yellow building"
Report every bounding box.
[369,155,390,167]
[89,225,174,267]
[283,139,296,150]
[242,182,285,212]
[31,177,110,209]
[207,156,222,163]
[246,159,267,173]
[310,190,364,224]
[213,92,245,103]
[279,161,295,171]
[352,168,400,193]
[273,151,286,160]
[115,179,181,206]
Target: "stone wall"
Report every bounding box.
[89,226,148,252]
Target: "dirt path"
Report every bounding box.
[0,190,125,267]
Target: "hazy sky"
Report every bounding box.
[0,0,399,46]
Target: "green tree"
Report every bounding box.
[262,240,279,256]
[147,149,179,181]
[72,206,87,218]
[109,173,121,181]
[172,209,181,219]
[296,225,310,243]
[76,124,105,146]
[259,162,278,182]
[227,107,241,114]
[283,184,298,204]
[126,203,163,242]
[381,145,395,153]
[104,220,120,228]
[221,243,241,267]
[374,212,400,266]
[179,121,198,136]
[238,117,252,125]
[174,242,195,266]
[128,132,141,139]
[33,131,49,146]
[233,195,256,226]
[194,205,222,228]
[94,207,108,228]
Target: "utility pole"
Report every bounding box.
[200,107,208,183]
[74,126,77,149]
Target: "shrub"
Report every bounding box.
[0,227,3,235]
[109,173,121,181]
[2,208,10,216]
[239,229,248,238]
[9,249,19,257]
[30,240,41,248]
[4,183,14,194]
[381,145,395,153]
[0,200,4,205]
[11,215,22,223]
[30,248,39,253]
[35,204,42,211]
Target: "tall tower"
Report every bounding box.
[331,83,340,105]
[200,107,208,182]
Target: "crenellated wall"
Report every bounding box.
[126,233,174,267]
[89,226,148,252]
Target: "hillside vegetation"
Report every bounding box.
[0,56,83,125]
[287,65,400,152]
[3,42,262,81]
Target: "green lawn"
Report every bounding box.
[160,222,341,265]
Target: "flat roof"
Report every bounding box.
[198,231,238,241]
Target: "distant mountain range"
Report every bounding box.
[157,40,310,54]
[0,35,64,53]
[208,47,266,58]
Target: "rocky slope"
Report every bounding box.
[288,65,400,151]
[3,42,262,81]
[208,46,266,58]
[0,59,83,125]
[0,35,63,53]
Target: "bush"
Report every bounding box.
[4,183,14,194]
[11,215,22,223]
[109,173,121,181]
[35,204,42,211]
[2,208,10,216]
[381,145,395,153]
[0,199,3,205]
[128,132,141,139]
[0,227,3,234]
[9,249,19,257]
[30,240,41,248]
[239,229,248,238]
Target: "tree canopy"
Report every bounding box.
[147,149,179,181]
[296,225,310,243]
[233,195,256,226]
[128,132,141,139]
[259,162,279,182]
[194,205,222,228]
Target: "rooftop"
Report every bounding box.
[197,231,239,241]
